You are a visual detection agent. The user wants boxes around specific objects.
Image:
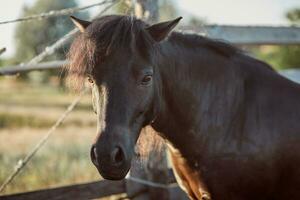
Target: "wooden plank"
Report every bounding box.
[0,60,67,75]
[180,25,300,45]
[0,180,125,200]
[126,156,149,200]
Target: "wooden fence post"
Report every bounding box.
[126,126,170,199]
[126,153,149,200]
[144,129,170,199]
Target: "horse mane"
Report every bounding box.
[168,31,241,57]
[136,126,165,163]
[168,31,275,71]
[65,15,155,90]
[66,33,96,90]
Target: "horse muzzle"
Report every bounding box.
[90,144,131,180]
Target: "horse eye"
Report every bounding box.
[87,77,94,83]
[141,75,152,85]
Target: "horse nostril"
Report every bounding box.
[90,145,99,167]
[111,146,124,165]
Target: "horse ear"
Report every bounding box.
[70,16,91,33]
[146,17,182,42]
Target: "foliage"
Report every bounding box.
[275,45,300,69]
[255,8,300,70]
[113,0,179,21]
[158,0,178,21]
[113,0,130,15]
[0,58,11,68]
[276,8,300,69]
[13,0,88,81]
[14,0,88,62]
[187,17,206,27]
[286,8,300,25]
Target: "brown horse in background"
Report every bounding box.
[67,15,300,200]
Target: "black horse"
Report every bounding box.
[67,15,300,200]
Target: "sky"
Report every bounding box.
[0,0,299,58]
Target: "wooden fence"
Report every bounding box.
[0,170,188,200]
[1,180,126,200]
[181,25,300,45]
[1,25,300,76]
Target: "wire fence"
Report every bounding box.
[27,0,119,65]
[126,176,178,189]
[0,0,120,193]
[0,0,114,25]
[0,89,86,193]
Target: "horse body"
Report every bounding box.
[67,15,300,200]
[152,32,300,199]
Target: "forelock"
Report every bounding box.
[66,15,156,90]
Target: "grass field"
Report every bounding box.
[0,77,103,195]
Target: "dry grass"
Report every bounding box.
[0,126,100,194]
[0,78,104,195]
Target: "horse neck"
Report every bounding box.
[152,38,246,156]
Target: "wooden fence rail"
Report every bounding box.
[0,179,188,200]
[0,60,67,75]
[0,25,299,76]
[181,25,300,45]
[0,180,126,200]
[0,166,189,200]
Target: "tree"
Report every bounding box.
[158,0,178,21]
[14,0,88,63]
[113,0,178,22]
[13,0,88,82]
[276,8,300,69]
[287,8,300,25]
[255,8,300,70]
